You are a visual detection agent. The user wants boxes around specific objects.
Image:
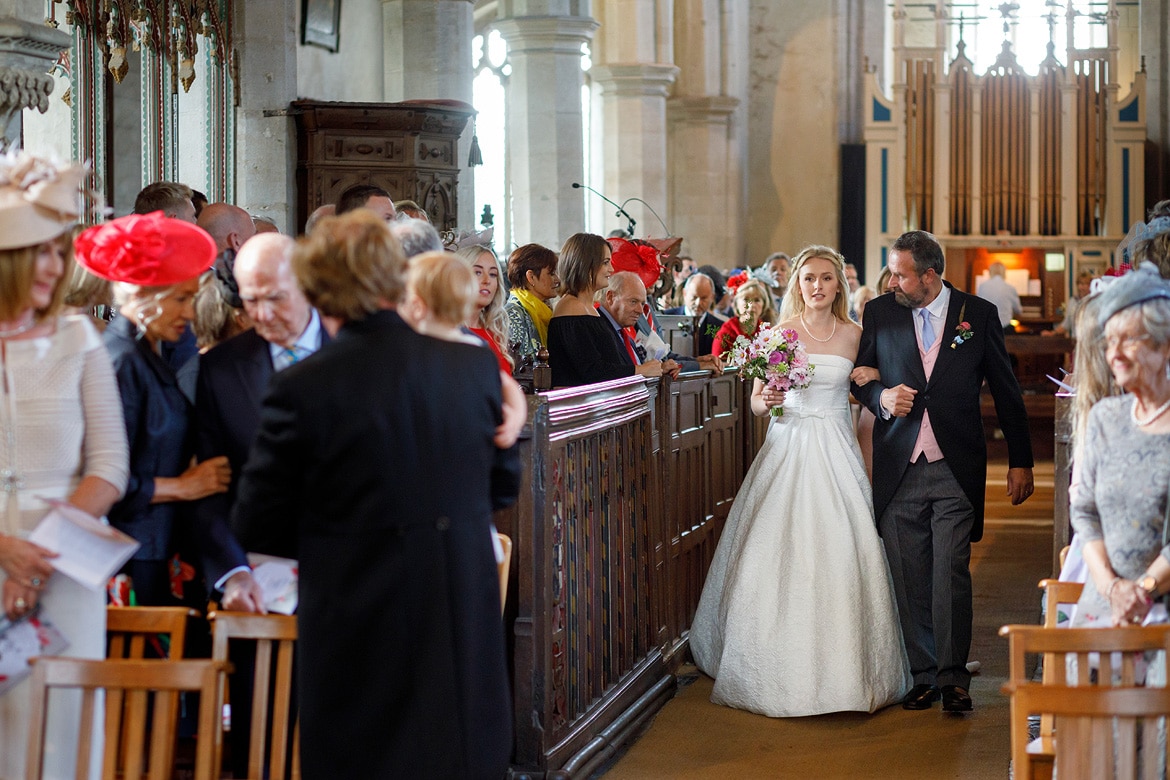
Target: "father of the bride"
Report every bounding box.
[852,230,1034,713]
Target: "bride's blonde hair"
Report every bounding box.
[780,245,851,323]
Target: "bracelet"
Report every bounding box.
[1106,576,1124,600]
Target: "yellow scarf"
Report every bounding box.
[511,288,553,345]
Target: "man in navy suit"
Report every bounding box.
[852,231,1034,714]
[193,232,328,607]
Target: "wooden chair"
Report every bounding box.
[106,606,199,661]
[497,532,513,615]
[105,606,200,774]
[1000,624,1170,780]
[1031,579,1086,773]
[1005,683,1170,780]
[24,657,228,780]
[208,610,300,780]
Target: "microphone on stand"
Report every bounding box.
[572,182,637,236]
[620,197,671,236]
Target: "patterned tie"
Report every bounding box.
[621,330,641,365]
[919,309,936,350]
[280,346,302,370]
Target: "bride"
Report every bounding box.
[689,245,910,717]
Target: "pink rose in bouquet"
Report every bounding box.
[727,325,814,417]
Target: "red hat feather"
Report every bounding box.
[607,237,663,290]
[75,211,216,286]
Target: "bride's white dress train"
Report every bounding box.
[689,354,911,717]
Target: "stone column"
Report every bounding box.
[589,64,677,241]
[495,14,599,248]
[382,0,475,228]
[667,95,738,263]
[235,0,298,232]
[0,17,69,150]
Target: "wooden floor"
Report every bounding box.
[596,460,1056,779]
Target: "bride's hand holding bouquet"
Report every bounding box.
[728,324,814,418]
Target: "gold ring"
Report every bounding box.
[14,597,27,611]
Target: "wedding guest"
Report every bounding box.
[1043,270,1094,337]
[390,217,443,258]
[976,261,1022,333]
[76,212,232,606]
[764,251,790,309]
[1070,264,1170,629]
[665,272,726,355]
[402,251,526,448]
[0,153,129,780]
[503,243,559,366]
[711,278,777,357]
[876,265,893,295]
[231,210,519,778]
[455,244,513,372]
[599,272,681,379]
[548,232,668,387]
[62,239,115,330]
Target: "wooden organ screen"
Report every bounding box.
[981,65,1030,235]
[1074,56,1108,236]
[904,58,935,233]
[949,62,973,235]
[1037,65,1063,235]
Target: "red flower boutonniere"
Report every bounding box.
[951,305,973,349]
[951,321,973,347]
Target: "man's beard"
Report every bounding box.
[894,290,924,308]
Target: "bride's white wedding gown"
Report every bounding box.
[689,354,911,717]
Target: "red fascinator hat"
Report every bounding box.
[74,211,215,286]
[607,237,663,291]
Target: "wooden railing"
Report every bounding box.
[497,371,765,779]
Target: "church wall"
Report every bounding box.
[296,0,385,102]
[745,1,841,267]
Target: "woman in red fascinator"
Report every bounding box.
[76,212,232,607]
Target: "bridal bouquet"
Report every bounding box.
[727,325,814,417]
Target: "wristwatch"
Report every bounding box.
[1139,574,1159,598]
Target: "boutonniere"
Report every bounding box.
[950,302,972,349]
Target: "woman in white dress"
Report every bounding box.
[0,154,129,779]
[689,245,910,717]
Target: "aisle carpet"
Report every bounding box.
[597,461,1055,779]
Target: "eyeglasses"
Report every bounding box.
[1105,333,1152,351]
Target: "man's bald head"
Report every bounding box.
[234,233,311,348]
[683,272,715,316]
[604,271,648,329]
[198,203,256,253]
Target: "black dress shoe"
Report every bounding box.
[941,685,973,712]
[902,683,940,710]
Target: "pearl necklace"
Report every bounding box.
[1131,395,1170,427]
[0,313,35,339]
[799,313,837,343]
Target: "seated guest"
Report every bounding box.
[504,243,559,366]
[665,272,726,356]
[75,212,232,606]
[547,232,644,387]
[231,210,519,778]
[455,244,513,372]
[390,217,443,258]
[599,272,681,379]
[711,278,776,357]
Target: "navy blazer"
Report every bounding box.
[191,326,331,590]
[104,317,192,560]
[851,284,1033,541]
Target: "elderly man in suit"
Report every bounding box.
[665,272,726,356]
[852,230,1034,714]
[232,211,518,778]
[193,231,329,775]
